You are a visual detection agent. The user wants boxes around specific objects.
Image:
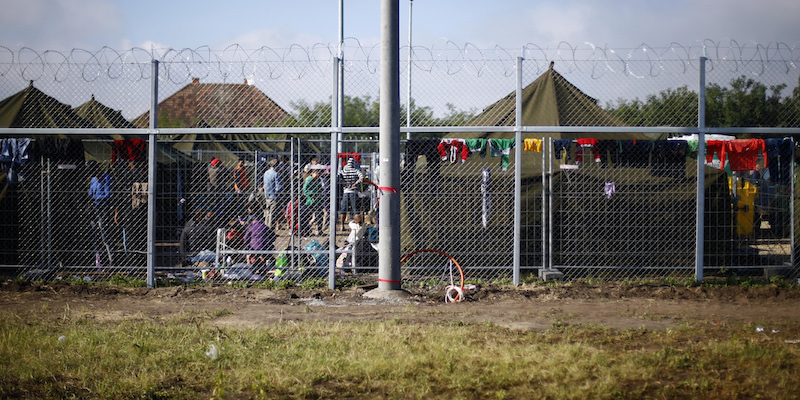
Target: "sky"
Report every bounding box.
[0,0,797,120]
[0,0,798,52]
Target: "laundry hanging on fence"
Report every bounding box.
[553,139,572,161]
[33,137,85,162]
[481,168,491,229]
[619,140,651,168]
[575,138,600,164]
[437,138,469,163]
[650,140,688,178]
[765,138,793,185]
[685,140,699,159]
[489,138,515,171]
[595,139,619,168]
[111,138,146,164]
[0,137,31,185]
[726,139,767,172]
[403,139,441,182]
[465,138,488,157]
[604,182,616,199]
[705,140,727,168]
[523,138,542,152]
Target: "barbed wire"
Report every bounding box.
[0,40,797,84]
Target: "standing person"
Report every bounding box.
[338,157,364,231]
[232,159,250,193]
[302,169,323,235]
[262,158,282,230]
[88,160,114,265]
[207,158,232,220]
[207,158,226,191]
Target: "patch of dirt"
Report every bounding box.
[2,280,799,332]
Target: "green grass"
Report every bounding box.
[1,307,799,399]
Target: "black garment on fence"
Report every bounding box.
[650,140,687,179]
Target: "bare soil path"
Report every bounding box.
[2,281,799,335]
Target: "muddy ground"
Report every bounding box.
[2,280,800,333]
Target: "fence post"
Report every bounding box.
[329,56,340,289]
[147,59,159,288]
[513,56,522,285]
[695,56,707,282]
[375,0,402,292]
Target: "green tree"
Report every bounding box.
[606,86,697,127]
[606,75,798,128]
[281,95,475,131]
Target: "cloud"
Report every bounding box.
[446,0,799,50]
[225,29,327,50]
[0,0,122,50]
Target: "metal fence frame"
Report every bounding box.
[2,55,799,288]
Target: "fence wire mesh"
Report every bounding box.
[1,41,799,287]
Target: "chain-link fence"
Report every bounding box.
[1,41,798,288]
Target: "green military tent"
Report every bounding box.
[73,95,137,129]
[0,82,93,129]
[0,83,95,268]
[401,63,730,275]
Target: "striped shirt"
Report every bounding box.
[339,163,364,194]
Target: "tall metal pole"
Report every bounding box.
[548,136,553,270]
[541,138,546,271]
[513,56,522,285]
[406,0,413,138]
[377,0,402,291]
[329,56,340,289]
[147,60,159,288]
[791,138,795,268]
[337,0,345,152]
[695,56,707,282]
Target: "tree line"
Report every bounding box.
[287,74,799,131]
[605,75,800,129]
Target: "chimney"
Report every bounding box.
[192,77,200,84]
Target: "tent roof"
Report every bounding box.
[0,82,93,129]
[437,63,662,179]
[73,95,136,129]
[461,62,656,140]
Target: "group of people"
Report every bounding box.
[182,155,373,270]
[262,156,367,235]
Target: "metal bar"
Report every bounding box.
[337,0,345,153]
[695,56,707,282]
[548,136,554,270]
[4,126,799,136]
[329,56,340,289]
[146,60,158,288]
[513,56,522,285]
[406,0,413,138]
[542,137,546,271]
[290,138,296,268]
[781,137,796,268]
